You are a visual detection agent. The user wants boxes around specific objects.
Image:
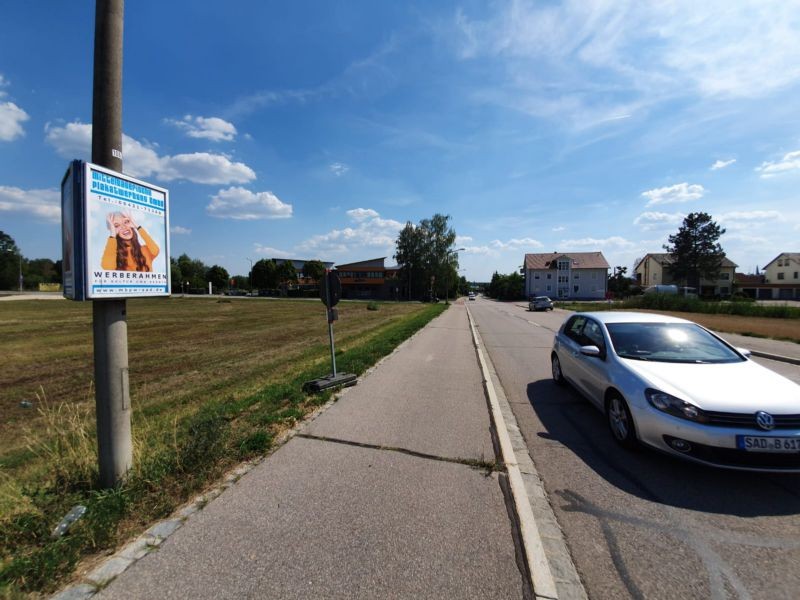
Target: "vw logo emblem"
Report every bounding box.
[755,411,775,431]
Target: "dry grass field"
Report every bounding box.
[0,297,435,465]
[631,309,800,343]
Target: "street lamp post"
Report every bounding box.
[445,247,466,305]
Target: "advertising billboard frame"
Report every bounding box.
[61,160,171,300]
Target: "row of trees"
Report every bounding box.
[394,214,461,300]
[0,231,63,290]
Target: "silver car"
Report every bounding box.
[529,296,554,311]
[550,312,800,472]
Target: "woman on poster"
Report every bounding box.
[101,210,160,272]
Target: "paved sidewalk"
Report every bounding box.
[93,303,527,599]
[717,331,800,365]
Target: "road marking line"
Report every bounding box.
[465,306,561,600]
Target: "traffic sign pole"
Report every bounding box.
[325,272,337,377]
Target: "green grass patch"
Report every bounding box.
[0,299,446,595]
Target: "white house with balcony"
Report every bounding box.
[524,252,609,300]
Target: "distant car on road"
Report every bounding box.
[529,296,554,311]
[468,292,476,301]
[550,311,800,472]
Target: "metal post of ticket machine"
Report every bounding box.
[304,270,357,392]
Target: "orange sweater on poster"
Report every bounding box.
[101,227,160,271]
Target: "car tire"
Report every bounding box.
[551,353,566,386]
[606,393,638,449]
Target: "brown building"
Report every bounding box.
[335,258,401,300]
[634,253,737,297]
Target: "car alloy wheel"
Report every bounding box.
[607,394,637,449]
[551,353,566,386]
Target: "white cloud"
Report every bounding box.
[461,245,497,256]
[207,187,292,220]
[456,235,474,244]
[329,162,349,177]
[756,150,800,178]
[297,208,404,256]
[641,183,704,206]
[158,153,255,184]
[346,208,379,222]
[490,237,543,250]
[710,158,736,170]
[448,2,800,131]
[0,75,29,142]
[45,121,255,185]
[170,226,192,235]
[560,236,635,249]
[720,210,781,221]
[633,211,685,230]
[253,244,292,258]
[166,115,237,142]
[0,185,60,221]
[0,101,28,141]
[551,226,566,232]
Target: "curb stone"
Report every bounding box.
[466,305,588,600]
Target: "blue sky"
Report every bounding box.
[1,1,799,281]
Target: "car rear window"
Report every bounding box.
[606,322,744,364]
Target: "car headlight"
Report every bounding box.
[645,388,708,423]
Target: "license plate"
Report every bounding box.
[737,435,800,453]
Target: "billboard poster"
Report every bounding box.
[84,163,170,298]
[60,160,171,300]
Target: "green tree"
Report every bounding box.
[302,259,326,283]
[177,253,209,289]
[664,212,726,290]
[251,259,278,290]
[277,261,297,284]
[394,221,425,300]
[394,214,457,300]
[206,265,230,291]
[231,275,248,289]
[0,231,21,290]
[170,258,183,291]
[608,266,631,298]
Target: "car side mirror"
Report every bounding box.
[737,347,752,358]
[580,345,602,357]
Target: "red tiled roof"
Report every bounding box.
[524,252,610,270]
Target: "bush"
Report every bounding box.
[367,301,379,311]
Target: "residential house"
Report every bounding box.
[524,252,609,300]
[634,253,736,297]
[334,258,402,300]
[739,253,800,300]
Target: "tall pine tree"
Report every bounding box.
[663,212,726,289]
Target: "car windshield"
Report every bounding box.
[605,322,744,364]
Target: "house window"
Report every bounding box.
[573,285,580,294]
[794,272,798,279]
[719,273,730,280]
[558,260,570,270]
[720,287,729,295]
[558,275,568,284]
[546,285,551,292]
[652,274,658,282]
[547,273,552,280]
[574,273,580,280]
[778,272,785,280]
[534,273,540,280]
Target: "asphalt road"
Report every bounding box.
[468,297,800,600]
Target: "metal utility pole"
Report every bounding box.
[92,0,131,487]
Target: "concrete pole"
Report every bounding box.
[91,0,131,488]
